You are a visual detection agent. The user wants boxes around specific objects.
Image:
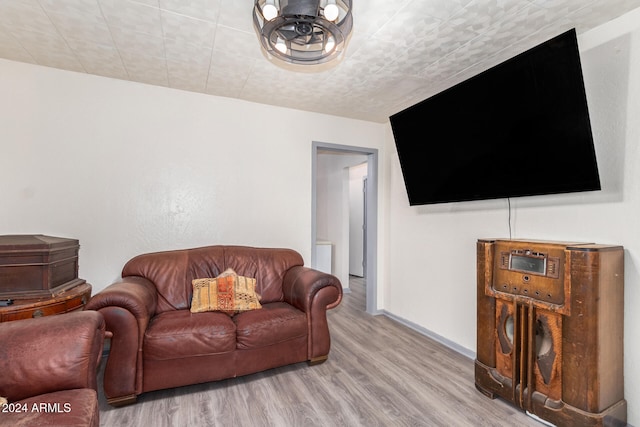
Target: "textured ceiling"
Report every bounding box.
[0,0,638,123]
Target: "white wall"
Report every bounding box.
[385,9,640,425]
[0,59,387,294]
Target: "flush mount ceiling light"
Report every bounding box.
[253,0,353,66]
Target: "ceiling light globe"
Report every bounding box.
[323,4,339,21]
[275,38,287,54]
[262,4,278,21]
[325,36,336,53]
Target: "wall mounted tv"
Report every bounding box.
[390,29,601,206]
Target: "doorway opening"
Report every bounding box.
[311,141,378,315]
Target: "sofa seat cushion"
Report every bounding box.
[144,310,236,360]
[234,302,307,350]
[0,389,98,427]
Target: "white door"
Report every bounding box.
[349,163,367,277]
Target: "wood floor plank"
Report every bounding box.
[97,277,542,426]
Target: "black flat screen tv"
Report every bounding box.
[389,29,601,206]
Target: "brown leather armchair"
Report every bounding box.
[0,310,105,427]
[86,245,342,406]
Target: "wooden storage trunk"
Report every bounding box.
[0,235,85,298]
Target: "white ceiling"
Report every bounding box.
[0,0,638,123]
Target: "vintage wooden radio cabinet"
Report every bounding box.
[475,239,626,427]
[0,234,85,298]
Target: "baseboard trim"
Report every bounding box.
[381,310,476,360]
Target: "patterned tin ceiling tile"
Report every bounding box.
[0,0,637,123]
[100,0,164,38]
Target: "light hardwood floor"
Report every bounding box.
[97,277,542,426]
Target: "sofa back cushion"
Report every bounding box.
[122,246,303,314]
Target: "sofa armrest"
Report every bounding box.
[282,266,342,312]
[85,276,157,323]
[0,311,105,403]
[282,266,342,361]
[84,276,157,404]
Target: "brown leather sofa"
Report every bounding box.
[0,310,105,427]
[85,245,342,406]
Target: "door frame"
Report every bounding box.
[311,141,379,315]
